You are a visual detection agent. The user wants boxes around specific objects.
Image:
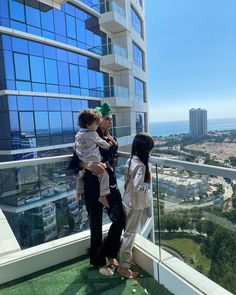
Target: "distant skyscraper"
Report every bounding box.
[189,108,208,137]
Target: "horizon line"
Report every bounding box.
[149,117,236,124]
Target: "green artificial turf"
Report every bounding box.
[0,256,173,295]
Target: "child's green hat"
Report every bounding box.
[95,102,112,117]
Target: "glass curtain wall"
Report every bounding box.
[0,0,106,53]
[0,34,109,96]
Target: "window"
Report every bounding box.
[34,97,48,111]
[48,98,60,111]
[18,96,33,110]
[40,3,54,32]
[69,64,80,87]
[57,62,70,86]
[14,53,30,81]
[25,0,41,28]
[19,111,35,137]
[66,15,76,39]
[9,111,19,132]
[136,112,145,133]
[60,99,72,111]
[49,112,62,134]
[30,56,45,83]
[44,59,58,84]
[54,9,66,36]
[12,37,28,53]
[35,112,49,136]
[9,0,25,22]
[8,96,18,110]
[132,42,144,70]
[61,111,73,142]
[134,77,145,102]
[3,52,15,80]
[131,7,143,38]
[71,99,82,111]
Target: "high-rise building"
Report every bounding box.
[189,108,207,137]
[0,0,148,162]
[0,0,148,247]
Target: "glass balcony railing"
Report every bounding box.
[88,43,127,58]
[90,84,129,98]
[101,0,125,17]
[1,153,236,294]
[110,126,131,138]
[0,156,84,248]
[149,155,236,295]
[80,0,125,17]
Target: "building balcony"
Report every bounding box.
[88,43,130,70]
[0,154,236,294]
[98,0,127,33]
[91,84,131,108]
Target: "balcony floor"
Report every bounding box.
[0,256,173,295]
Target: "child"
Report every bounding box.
[74,109,113,208]
[117,133,154,278]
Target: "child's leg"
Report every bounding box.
[117,208,143,278]
[98,170,110,208]
[98,195,110,208]
[75,171,85,200]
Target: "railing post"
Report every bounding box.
[155,164,162,268]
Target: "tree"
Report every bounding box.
[208,228,236,294]
[229,156,236,167]
[164,215,179,232]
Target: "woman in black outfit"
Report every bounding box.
[80,103,125,275]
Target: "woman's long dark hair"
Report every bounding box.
[131,133,154,183]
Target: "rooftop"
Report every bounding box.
[0,256,173,295]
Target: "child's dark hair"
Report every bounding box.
[131,133,154,183]
[78,109,101,128]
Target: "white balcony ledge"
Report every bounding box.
[99,11,127,33]
[102,96,131,108]
[100,53,131,71]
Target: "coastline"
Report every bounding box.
[149,117,236,137]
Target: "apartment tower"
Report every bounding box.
[189,108,208,137]
[0,0,148,247]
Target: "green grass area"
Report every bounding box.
[160,232,211,276]
[0,256,173,295]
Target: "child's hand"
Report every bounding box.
[75,193,81,200]
[101,162,107,169]
[110,138,116,145]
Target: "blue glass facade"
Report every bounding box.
[0,0,135,249]
[0,34,109,96]
[0,95,99,151]
[0,1,112,157]
[0,0,106,52]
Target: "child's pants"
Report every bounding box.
[119,207,143,268]
[76,169,110,197]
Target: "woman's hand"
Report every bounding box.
[89,162,106,176]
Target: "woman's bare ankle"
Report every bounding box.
[117,266,139,278]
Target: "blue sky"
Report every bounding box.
[145,0,236,122]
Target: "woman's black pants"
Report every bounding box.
[83,170,125,267]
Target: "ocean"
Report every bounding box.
[149,118,236,137]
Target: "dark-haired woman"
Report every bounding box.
[117,133,154,279]
[79,103,125,276]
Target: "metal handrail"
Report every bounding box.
[1,152,236,179]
